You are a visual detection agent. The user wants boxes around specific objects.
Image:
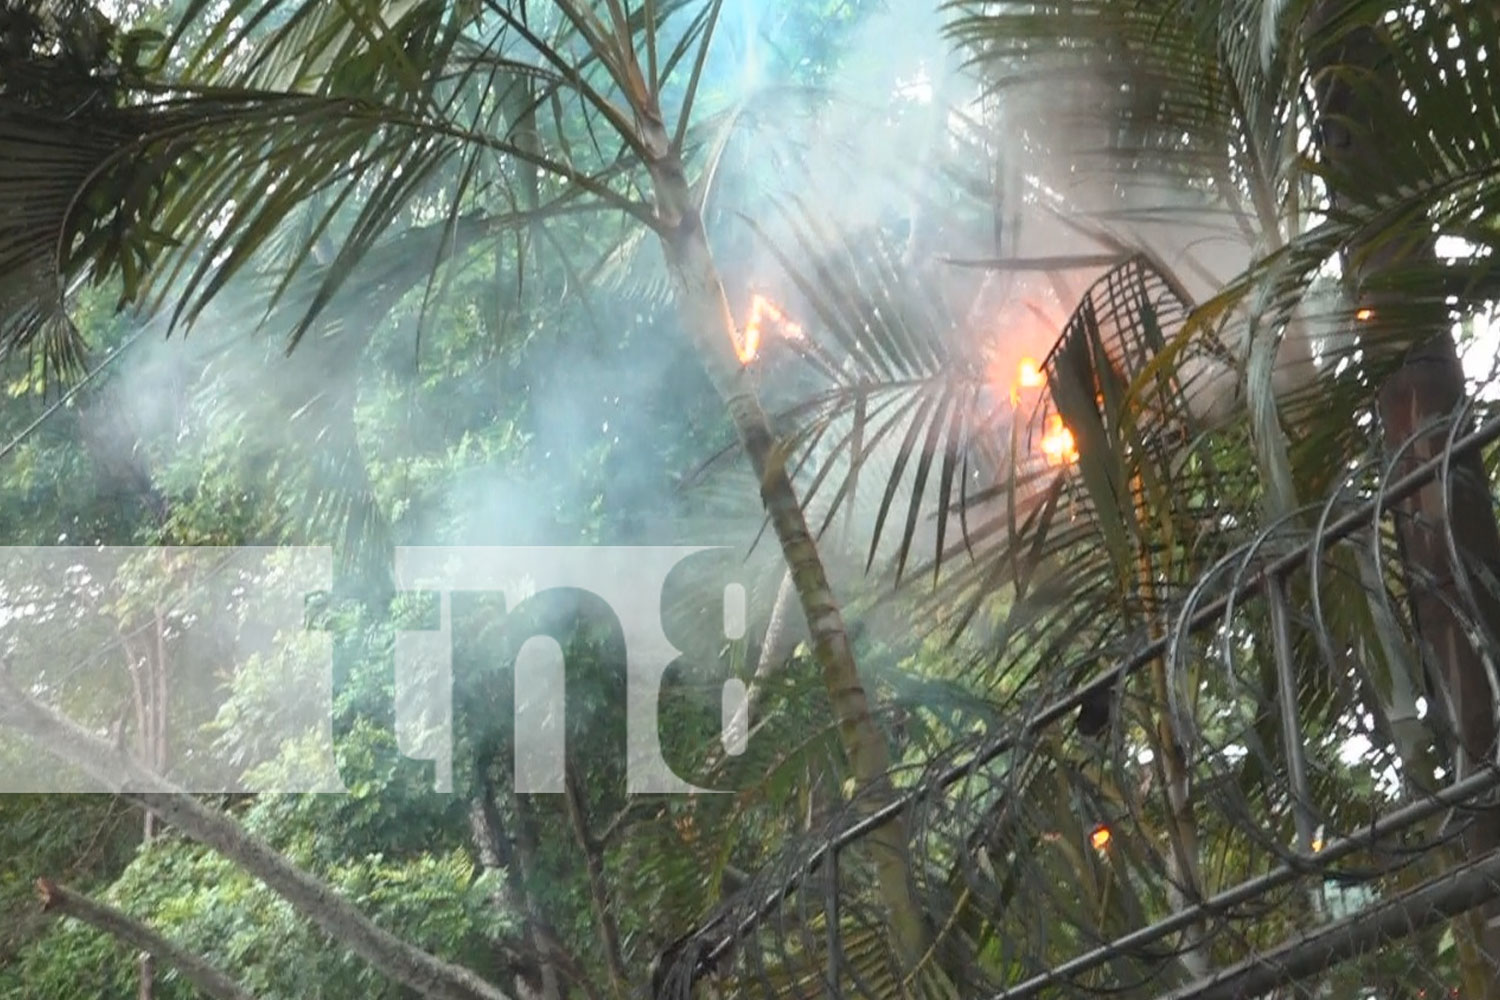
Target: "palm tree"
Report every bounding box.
[656,0,1500,997]
[0,0,945,993]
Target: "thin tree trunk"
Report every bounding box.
[1308,8,1500,990]
[469,758,561,1000]
[516,797,585,1000]
[0,670,513,1000]
[35,879,255,1000]
[724,570,802,748]
[1141,537,1208,982]
[134,609,171,1000]
[563,765,628,999]
[755,570,801,682]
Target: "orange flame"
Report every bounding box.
[1004,355,1079,466]
[1355,307,1374,322]
[1017,357,1045,388]
[1089,824,1112,851]
[1010,356,1046,406]
[737,293,805,364]
[1040,414,1079,466]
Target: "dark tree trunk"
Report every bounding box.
[468,759,562,1000]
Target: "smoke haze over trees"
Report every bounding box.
[2,1,1500,999]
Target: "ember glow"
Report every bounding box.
[1040,414,1079,466]
[1017,357,1045,388]
[737,293,805,364]
[1089,824,1112,851]
[1010,356,1046,406]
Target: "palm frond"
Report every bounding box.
[0,1,177,376]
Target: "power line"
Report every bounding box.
[0,329,148,465]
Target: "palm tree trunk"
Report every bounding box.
[641,133,937,978]
[1308,6,1500,989]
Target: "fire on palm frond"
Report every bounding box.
[741,286,1084,470]
[1007,355,1079,467]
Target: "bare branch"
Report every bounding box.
[34,879,255,1000]
[0,668,512,1000]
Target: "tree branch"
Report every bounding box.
[0,667,512,1000]
[34,878,254,1000]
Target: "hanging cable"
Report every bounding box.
[0,328,147,464]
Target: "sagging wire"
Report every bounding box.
[0,328,147,465]
[663,413,1500,1000]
